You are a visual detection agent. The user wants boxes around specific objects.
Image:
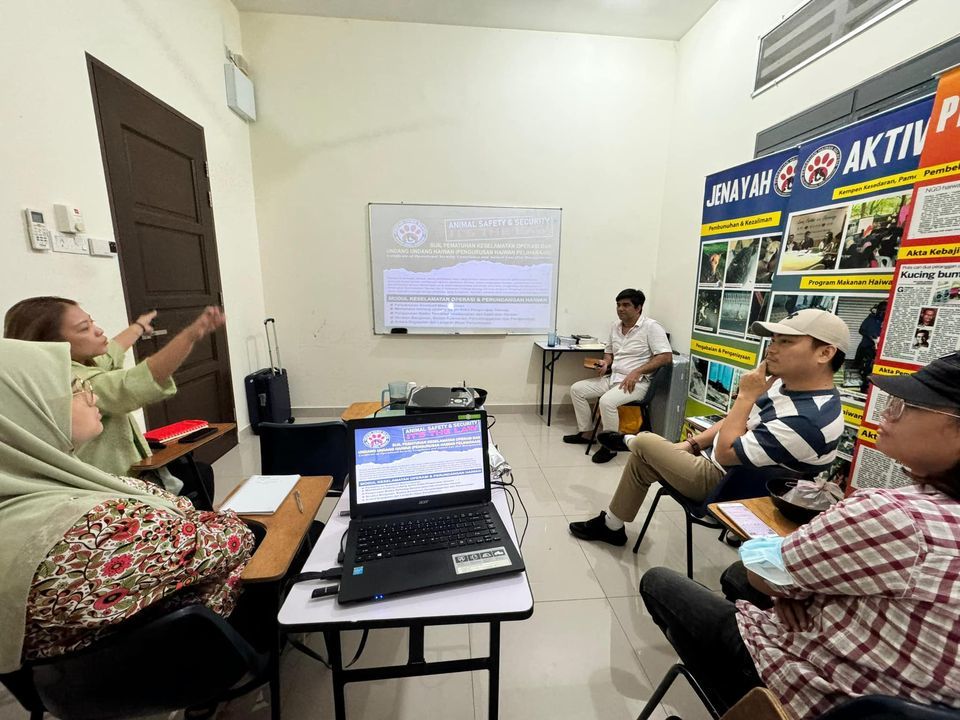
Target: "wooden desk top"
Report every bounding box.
[223,475,332,583]
[341,401,383,421]
[708,497,800,540]
[130,422,236,472]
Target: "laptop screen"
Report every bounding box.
[351,413,488,513]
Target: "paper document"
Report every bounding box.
[222,475,300,514]
[577,343,606,350]
[716,502,778,538]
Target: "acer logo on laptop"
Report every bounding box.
[418,499,429,505]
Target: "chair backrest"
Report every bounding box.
[817,695,960,719]
[29,605,267,720]
[259,420,350,493]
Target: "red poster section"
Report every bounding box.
[850,67,960,489]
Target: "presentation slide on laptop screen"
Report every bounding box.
[354,418,485,505]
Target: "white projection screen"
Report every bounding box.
[369,203,562,335]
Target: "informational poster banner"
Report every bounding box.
[850,67,960,490]
[686,150,797,419]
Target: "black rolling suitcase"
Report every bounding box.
[245,318,294,434]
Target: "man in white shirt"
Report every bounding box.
[564,288,673,463]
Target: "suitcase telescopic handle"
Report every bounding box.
[264,318,282,373]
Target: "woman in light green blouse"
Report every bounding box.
[4,297,225,492]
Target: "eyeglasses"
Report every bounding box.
[71,378,96,407]
[882,395,960,422]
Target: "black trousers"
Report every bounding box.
[639,567,764,714]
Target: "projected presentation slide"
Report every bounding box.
[354,419,486,505]
[369,204,562,334]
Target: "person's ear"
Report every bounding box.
[816,343,836,366]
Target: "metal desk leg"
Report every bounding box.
[324,630,346,720]
[270,587,282,720]
[539,348,547,416]
[546,350,561,427]
[488,621,501,720]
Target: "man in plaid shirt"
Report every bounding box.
[640,352,960,718]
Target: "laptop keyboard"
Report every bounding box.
[354,509,501,563]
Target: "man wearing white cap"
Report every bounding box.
[570,308,848,547]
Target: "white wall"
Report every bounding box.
[240,14,677,408]
[0,0,267,429]
[648,0,960,352]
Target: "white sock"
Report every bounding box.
[604,508,625,531]
[623,433,636,446]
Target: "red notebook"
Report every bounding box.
[144,419,209,444]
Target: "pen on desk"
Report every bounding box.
[294,489,304,514]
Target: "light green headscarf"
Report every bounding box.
[0,339,180,672]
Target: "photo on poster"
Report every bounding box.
[836,295,884,396]
[729,368,744,408]
[839,191,910,270]
[689,357,709,401]
[932,281,960,305]
[706,362,734,410]
[746,291,770,338]
[767,293,837,324]
[815,456,852,494]
[837,425,858,460]
[699,241,728,286]
[694,289,722,333]
[724,237,761,287]
[779,206,848,273]
[912,327,932,349]
[719,290,752,336]
[755,235,782,285]
[917,307,938,327]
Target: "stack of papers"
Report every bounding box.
[221,475,300,514]
[716,502,777,538]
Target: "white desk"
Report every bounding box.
[534,341,600,426]
[279,487,533,720]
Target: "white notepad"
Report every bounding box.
[221,474,300,514]
[716,502,778,538]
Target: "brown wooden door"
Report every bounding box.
[88,55,236,461]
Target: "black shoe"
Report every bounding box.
[723,533,743,548]
[563,433,590,444]
[569,512,627,546]
[592,447,617,463]
[597,431,629,452]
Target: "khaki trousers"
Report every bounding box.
[609,432,725,523]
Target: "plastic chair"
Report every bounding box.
[632,465,810,578]
[0,605,269,720]
[259,420,350,495]
[585,362,674,456]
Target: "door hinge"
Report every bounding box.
[204,160,210,178]
[207,189,213,207]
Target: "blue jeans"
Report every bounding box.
[639,567,764,713]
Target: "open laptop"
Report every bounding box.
[337,410,525,603]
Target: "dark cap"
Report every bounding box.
[870,352,960,409]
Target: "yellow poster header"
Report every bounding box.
[899,243,960,261]
[799,274,892,291]
[857,426,879,444]
[832,160,960,200]
[701,211,781,237]
[690,339,757,366]
[842,403,864,427]
[870,363,911,378]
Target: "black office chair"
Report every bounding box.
[259,420,350,495]
[585,361,674,456]
[0,605,269,720]
[632,465,810,578]
[636,662,960,720]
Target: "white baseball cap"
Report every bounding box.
[750,308,850,354]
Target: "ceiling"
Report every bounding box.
[231,0,720,41]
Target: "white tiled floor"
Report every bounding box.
[0,411,738,720]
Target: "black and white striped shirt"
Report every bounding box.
[711,379,843,474]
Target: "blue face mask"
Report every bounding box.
[739,536,794,588]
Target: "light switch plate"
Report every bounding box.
[88,237,116,257]
[52,232,89,255]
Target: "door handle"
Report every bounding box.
[145,329,168,338]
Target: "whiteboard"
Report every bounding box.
[369,203,562,335]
